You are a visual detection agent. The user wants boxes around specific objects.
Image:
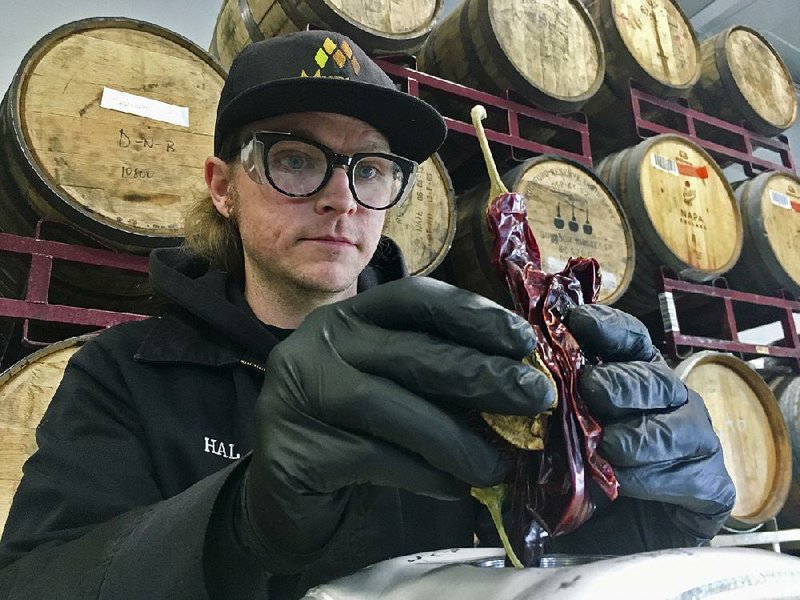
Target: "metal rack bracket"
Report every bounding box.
[627,81,795,175]
[0,225,149,348]
[658,271,800,371]
[375,58,593,169]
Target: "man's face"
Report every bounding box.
[228,112,388,304]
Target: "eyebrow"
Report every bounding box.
[283,128,391,153]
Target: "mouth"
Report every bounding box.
[303,236,358,248]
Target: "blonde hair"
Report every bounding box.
[183,156,245,281]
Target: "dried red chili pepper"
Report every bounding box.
[469,106,618,568]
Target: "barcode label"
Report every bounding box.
[651,154,679,175]
[659,292,679,332]
[770,190,791,209]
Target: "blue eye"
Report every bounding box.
[355,164,379,180]
[355,157,397,183]
[276,152,314,171]
[268,139,326,175]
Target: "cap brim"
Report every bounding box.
[215,78,447,163]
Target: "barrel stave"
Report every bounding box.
[596,135,742,314]
[445,155,635,307]
[689,26,797,136]
[383,154,456,277]
[0,336,91,530]
[210,0,443,68]
[675,352,792,529]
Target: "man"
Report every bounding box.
[0,30,733,598]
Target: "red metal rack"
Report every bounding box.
[0,223,149,350]
[656,270,800,371]
[627,81,795,176]
[375,58,593,171]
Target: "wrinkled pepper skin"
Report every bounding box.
[486,192,618,563]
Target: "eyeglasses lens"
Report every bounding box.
[265,139,406,209]
[267,140,328,195]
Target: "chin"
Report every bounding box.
[297,267,362,296]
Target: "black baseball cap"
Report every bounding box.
[214,30,447,163]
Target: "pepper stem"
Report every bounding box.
[470,105,509,200]
[471,483,524,569]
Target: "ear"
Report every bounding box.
[205,156,235,218]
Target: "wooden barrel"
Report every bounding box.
[444,155,635,307]
[582,0,701,156]
[596,134,742,315]
[674,351,792,530]
[417,0,605,116]
[383,154,456,277]
[724,171,800,299]
[767,375,800,528]
[585,0,700,98]
[0,18,226,254]
[689,26,797,136]
[209,0,443,69]
[0,335,92,532]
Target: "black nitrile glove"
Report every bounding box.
[564,304,735,548]
[243,277,555,573]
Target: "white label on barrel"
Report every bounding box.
[658,291,679,332]
[651,154,679,176]
[100,87,190,127]
[769,190,791,210]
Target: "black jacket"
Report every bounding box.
[0,245,475,599]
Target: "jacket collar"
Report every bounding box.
[134,309,275,368]
[136,248,279,367]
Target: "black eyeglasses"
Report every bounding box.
[239,131,418,210]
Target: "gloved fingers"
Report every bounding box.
[567,304,657,362]
[246,428,472,559]
[271,421,475,499]
[339,325,555,415]
[579,360,688,420]
[330,277,536,359]
[599,389,719,466]
[300,365,508,488]
[613,452,736,540]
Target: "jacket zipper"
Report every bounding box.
[239,359,266,373]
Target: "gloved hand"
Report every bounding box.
[564,304,735,549]
[242,277,555,573]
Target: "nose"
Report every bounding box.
[314,166,358,215]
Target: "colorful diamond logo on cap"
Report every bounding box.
[342,41,360,74]
[314,48,329,70]
[301,37,361,78]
